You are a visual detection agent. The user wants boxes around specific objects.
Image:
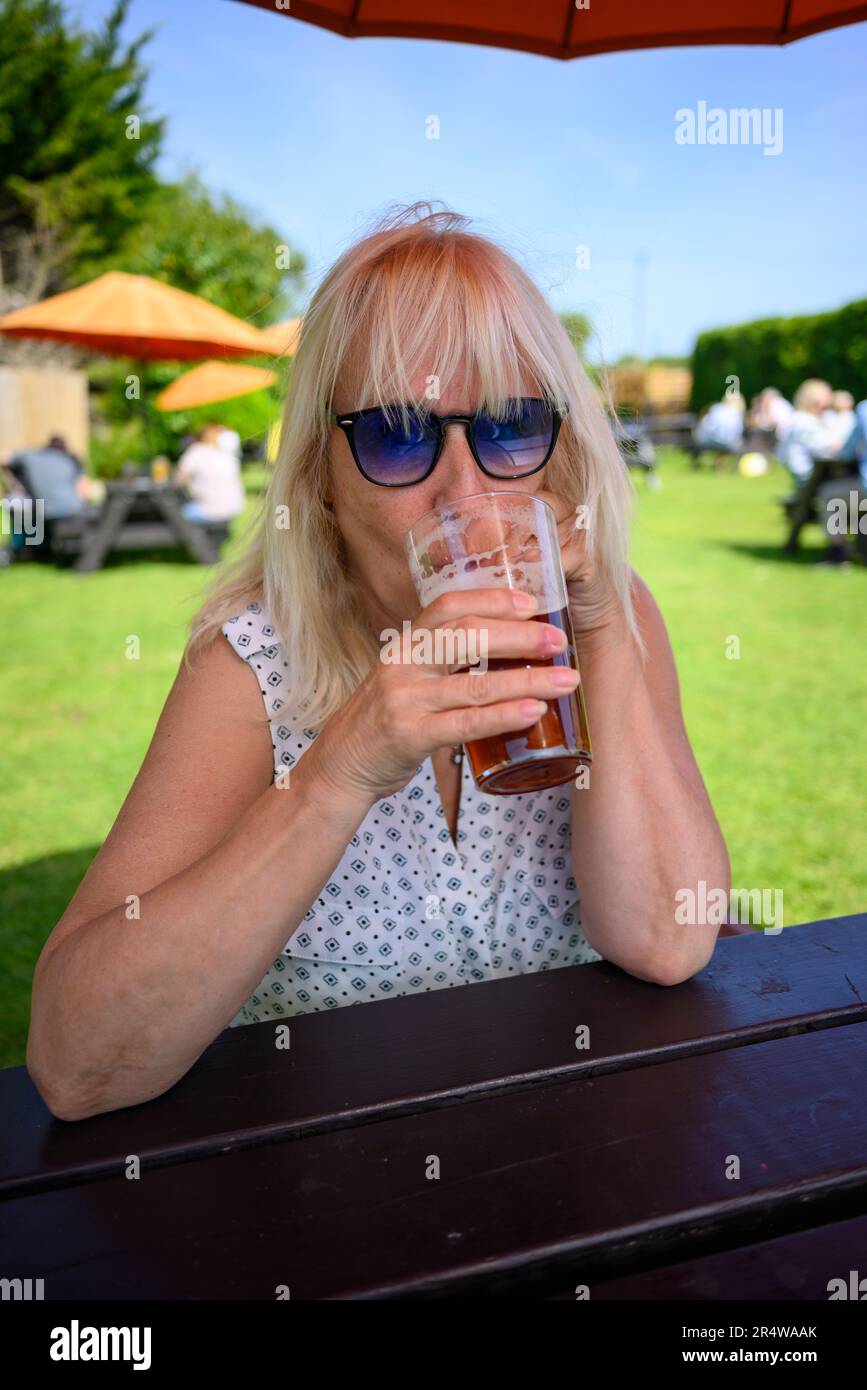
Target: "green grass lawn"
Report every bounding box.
[1,451,865,1067]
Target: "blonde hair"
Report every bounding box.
[794,378,832,413]
[184,201,640,731]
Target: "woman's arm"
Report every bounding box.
[569,572,730,985]
[26,635,375,1122]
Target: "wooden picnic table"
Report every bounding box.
[1,913,865,1300]
[51,477,229,571]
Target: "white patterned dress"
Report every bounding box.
[221,600,602,1026]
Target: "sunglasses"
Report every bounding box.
[329,396,565,487]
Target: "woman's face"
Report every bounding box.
[327,361,552,628]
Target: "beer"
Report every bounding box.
[405,491,593,796]
[462,604,591,794]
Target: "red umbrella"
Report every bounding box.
[230,0,866,60]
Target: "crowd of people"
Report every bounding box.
[695,381,862,475]
[695,379,867,565]
[0,421,246,564]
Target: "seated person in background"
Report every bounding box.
[814,398,867,566]
[822,390,857,449]
[693,390,745,463]
[750,386,794,445]
[7,434,91,514]
[175,422,245,523]
[4,435,93,557]
[777,380,840,484]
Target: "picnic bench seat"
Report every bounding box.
[50,509,231,565]
[780,455,867,556]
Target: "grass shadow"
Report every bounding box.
[712,539,867,569]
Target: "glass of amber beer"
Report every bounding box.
[404,491,591,795]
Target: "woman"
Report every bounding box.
[27,203,730,1121]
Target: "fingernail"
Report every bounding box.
[513,591,538,610]
[520,699,548,715]
[551,667,580,686]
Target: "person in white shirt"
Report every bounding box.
[822,390,857,449]
[693,391,745,465]
[751,387,794,443]
[29,204,731,1120]
[175,422,245,523]
[777,380,840,483]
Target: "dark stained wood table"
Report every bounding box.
[1,914,866,1301]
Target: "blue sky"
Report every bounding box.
[74,0,867,361]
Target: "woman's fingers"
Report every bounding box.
[421,662,579,712]
[423,695,556,751]
[440,614,567,665]
[418,584,540,627]
[408,586,566,671]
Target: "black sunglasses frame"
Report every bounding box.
[329,396,566,487]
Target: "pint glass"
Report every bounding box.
[404,491,591,795]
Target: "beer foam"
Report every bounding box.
[411,501,566,610]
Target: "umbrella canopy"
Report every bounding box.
[155,360,278,412]
[230,0,867,59]
[256,317,301,357]
[0,271,268,361]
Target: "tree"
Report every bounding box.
[559,311,592,360]
[112,172,307,324]
[87,174,304,468]
[0,0,163,308]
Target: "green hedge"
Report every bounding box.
[690,299,867,411]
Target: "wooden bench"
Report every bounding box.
[780,456,852,553]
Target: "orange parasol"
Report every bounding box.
[0,271,268,361]
[155,361,278,412]
[256,317,301,357]
[230,0,867,59]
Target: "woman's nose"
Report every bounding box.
[436,420,485,492]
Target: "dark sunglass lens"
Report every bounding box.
[474,398,555,475]
[354,407,436,484]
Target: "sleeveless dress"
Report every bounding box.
[221,599,602,1027]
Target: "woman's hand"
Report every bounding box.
[533,487,627,644]
[304,586,580,804]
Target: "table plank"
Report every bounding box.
[2,1018,866,1299]
[1,914,865,1197]
[546,1211,867,1299]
